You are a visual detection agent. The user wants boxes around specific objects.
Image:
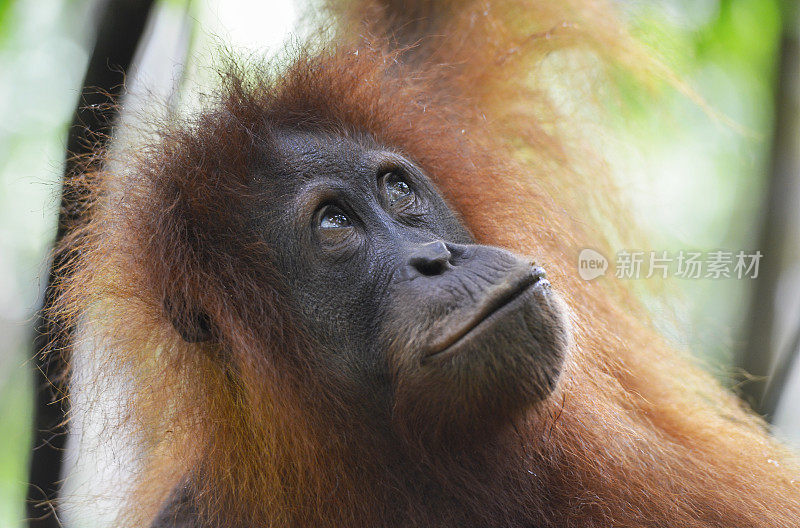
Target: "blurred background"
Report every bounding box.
[0,0,798,527]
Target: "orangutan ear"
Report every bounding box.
[164,297,214,343]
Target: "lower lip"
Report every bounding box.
[423,279,543,361]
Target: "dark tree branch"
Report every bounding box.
[738,1,800,418]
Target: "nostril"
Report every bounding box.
[411,257,448,276]
[408,241,452,276]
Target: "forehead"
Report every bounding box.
[271,130,381,180]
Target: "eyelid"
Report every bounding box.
[375,157,412,181]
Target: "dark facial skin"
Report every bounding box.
[158,130,571,527]
[247,131,571,440]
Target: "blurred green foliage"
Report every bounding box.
[0,0,13,39]
[0,0,93,525]
[605,0,783,371]
[0,376,31,528]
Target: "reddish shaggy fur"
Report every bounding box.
[54,0,800,526]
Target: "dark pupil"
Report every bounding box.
[387,176,412,204]
[321,210,350,229]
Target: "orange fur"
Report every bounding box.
[52,1,800,526]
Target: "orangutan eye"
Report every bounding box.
[383,173,414,206]
[319,206,351,229]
